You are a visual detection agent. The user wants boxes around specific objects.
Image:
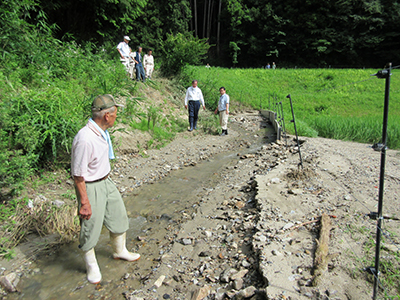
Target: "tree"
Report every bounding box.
[39,0,148,43]
[159,32,210,76]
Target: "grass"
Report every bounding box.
[362,236,400,298]
[184,66,400,149]
[0,197,79,259]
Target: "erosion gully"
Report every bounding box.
[7,121,275,300]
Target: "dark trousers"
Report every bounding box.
[188,100,201,128]
[136,65,145,82]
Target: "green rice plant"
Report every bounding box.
[309,116,400,148]
[147,105,161,129]
[294,119,318,138]
[183,66,400,148]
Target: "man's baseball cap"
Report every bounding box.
[92,94,124,111]
[124,36,131,41]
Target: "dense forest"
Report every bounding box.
[24,0,400,68]
[0,0,399,198]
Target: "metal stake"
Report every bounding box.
[371,63,392,300]
[286,94,303,169]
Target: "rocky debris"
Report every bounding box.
[153,275,166,288]
[4,110,400,300]
[191,285,211,300]
[0,273,19,293]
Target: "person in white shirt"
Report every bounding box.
[214,87,230,136]
[184,80,205,131]
[143,49,154,79]
[116,36,131,75]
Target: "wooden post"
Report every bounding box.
[312,213,332,286]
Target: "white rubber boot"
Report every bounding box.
[83,248,102,284]
[110,232,140,261]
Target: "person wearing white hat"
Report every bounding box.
[71,95,140,284]
[117,36,131,75]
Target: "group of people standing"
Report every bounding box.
[265,62,276,69]
[117,36,154,82]
[184,80,230,136]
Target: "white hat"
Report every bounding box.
[124,36,131,41]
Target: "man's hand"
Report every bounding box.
[79,202,92,220]
[185,105,188,109]
[74,176,92,221]
[203,105,206,110]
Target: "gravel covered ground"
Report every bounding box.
[1,110,400,300]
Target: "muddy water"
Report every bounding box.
[9,125,275,300]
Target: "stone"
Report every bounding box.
[235,286,257,299]
[220,268,236,283]
[204,231,212,238]
[233,278,243,290]
[282,222,295,230]
[0,272,19,293]
[214,292,225,300]
[182,238,192,245]
[271,178,280,184]
[241,259,251,268]
[153,275,166,288]
[344,194,352,201]
[272,249,282,256]
[255,235,267,242]
[198,251,212,257]
[52,200,65,207]
[288,188,303,195]
[225,234,234,243]
[191,285,211,300]
[230,269,248,280]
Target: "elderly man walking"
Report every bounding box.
[184,80,205,131]
[116,36,131,75]
[71,95,140,284]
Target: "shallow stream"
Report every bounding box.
[7,124,275,300]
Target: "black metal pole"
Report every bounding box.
[372,63,392,300]
[286,94,303,169]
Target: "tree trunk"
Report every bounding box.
[217,0,222,56]
[194,0,198,37]
[189,0,193,32]
[203,0,207,38]
[206,0,213,40]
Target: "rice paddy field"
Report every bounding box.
[185,65,400,149]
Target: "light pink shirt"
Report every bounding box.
[71,121,111,182]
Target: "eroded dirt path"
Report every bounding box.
[2,110,400,300]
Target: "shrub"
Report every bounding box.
[159,32,210,77]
